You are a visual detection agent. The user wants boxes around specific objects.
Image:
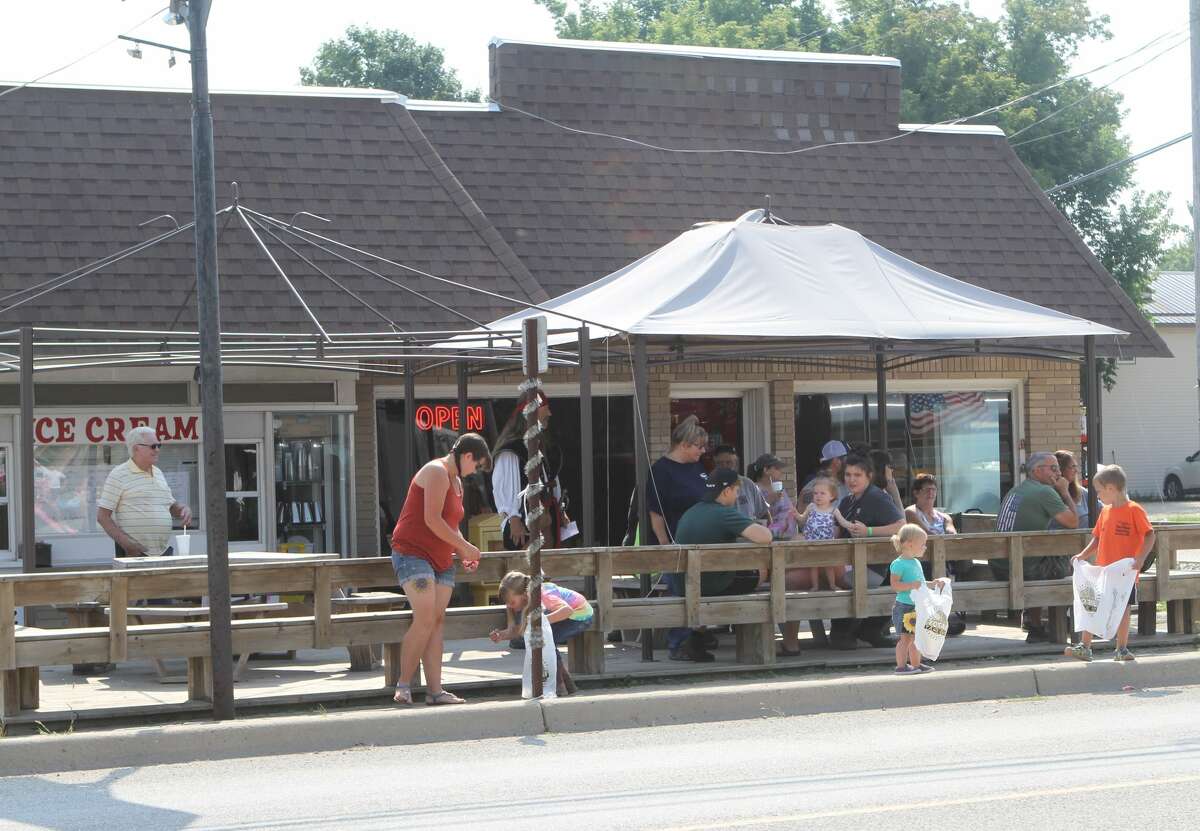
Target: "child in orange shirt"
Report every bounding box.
[1065,465,1155,662]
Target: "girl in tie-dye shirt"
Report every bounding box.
[490,570,594,695]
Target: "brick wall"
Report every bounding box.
[352,355,1082,552]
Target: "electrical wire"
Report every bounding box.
[0,6,166,101]
[1045,132,1191,195]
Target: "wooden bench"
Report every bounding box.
[105,602,290,681]
[2,526,1199,718]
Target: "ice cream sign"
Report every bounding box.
[33,414,200,444]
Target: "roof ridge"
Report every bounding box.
[489,36,900,68]
[384,103,550,305]
[995,143,1170,358]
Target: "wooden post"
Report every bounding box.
[187,655,213,703]
[313,566,332,649]
[1156,530,1171,610]
[595,551,614,632]
[770,545,786,626]
[108,576,128,663]
[579,326,595,553]
[874,345,888,452]
[19,666,38,711]
[685,548,702,629]
[931,537,947,580]
[0,581,14,673]
[1084,336,1100,522]
[19,326,35,574]
[735,623,775,666]
[0,669,18,717]
[852,542,868,619]
[632,334,653,660]
[1008,536,1025,611]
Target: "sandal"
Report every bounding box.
[393,684,413,705]
[425,689,466,706]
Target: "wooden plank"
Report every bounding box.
[685,549,702,629]
[108,576,128,663]
[930,538,947,580]
[1168,599,1193,635]
[568,630,605,675]
[1046,605,1070,644]
[10,575,112,606]
[852,543,868,619]
[770,546,786,624]
[1156,531,1172,604]
[1137,601,1157,635]
[1007,536,1024,611]
[595,551,614,631]
[383,642,402,688]
[0,581,14,671]
[313,566,332,649]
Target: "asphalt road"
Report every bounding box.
[3,686,1199,830]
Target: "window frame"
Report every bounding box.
[225,440,264,547]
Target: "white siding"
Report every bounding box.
[1102,326,1199,496]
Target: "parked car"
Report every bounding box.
[1163,451,1200,499]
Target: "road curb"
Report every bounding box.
[3,651,1198,777]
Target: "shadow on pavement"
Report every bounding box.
[0,768,196,830]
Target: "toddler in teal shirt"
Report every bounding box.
[889,523,945,674]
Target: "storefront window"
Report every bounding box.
[273,414,350,555]
[377,395,635,551]
[796,391,1014,512]
[226,443,261,543]
[33,443,198,538]
[670,397,743,464]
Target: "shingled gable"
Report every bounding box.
[411,38,1167,357]
[0,83,545,334]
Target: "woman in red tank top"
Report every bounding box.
[390,433,491,705]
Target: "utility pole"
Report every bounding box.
[1192,0,1200,451]
[181,0,233,720]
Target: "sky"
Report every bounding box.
[0,0,1192,229]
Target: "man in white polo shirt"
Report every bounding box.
[97,426,192,557]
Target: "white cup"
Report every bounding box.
[175,533,190,556]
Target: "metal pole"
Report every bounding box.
[19,327,34,574]
[579,327,596,600]
[1192,0,1200,452]
[874,345,888,453]
[456,360,469,536]
[187,0,233,720]
[632,335,653,661]
[1084,336,1100,522]
[521,318,547,697]
[403,359,416,487]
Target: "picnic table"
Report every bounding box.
[112,552,340,569]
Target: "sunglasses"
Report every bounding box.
[137,443,162,450]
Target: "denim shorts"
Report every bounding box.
[391,551,456,589]
[892,602,917,636]
[550,616,593,645]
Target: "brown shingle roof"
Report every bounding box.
[410,39,1165,356]
[0,85,545,334]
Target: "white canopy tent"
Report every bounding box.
[448,209,1124,576]
[454,209,1125,348]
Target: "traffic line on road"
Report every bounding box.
[662,773,1200,830]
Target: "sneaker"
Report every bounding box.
[894,666,920,675]
[1064,643,1093,662]
[917,663,934,672]
[672,634,715,663]
[1114,647,1136,662]
[1025,626,1051,645]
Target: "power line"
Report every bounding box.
[0,6,166,101]
[1008,33,1189,141]
[1045,133,1191,195]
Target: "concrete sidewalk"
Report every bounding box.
[3,647,1197,778]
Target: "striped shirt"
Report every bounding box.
[97,460,176,555]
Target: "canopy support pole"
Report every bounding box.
[579,327,596,598]
[457,361,469,536]
[19,326,34,574]
[632,335,653,661]
[1084,336,1100,521]
[874,344,888,454]
[403,360,417,491]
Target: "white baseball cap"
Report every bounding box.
[820,440,849,462]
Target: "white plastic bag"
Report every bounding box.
[1072,558,1137,641]
[912,580,954,661]
[521,612,558,700]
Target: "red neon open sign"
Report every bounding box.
[414,404,485,432]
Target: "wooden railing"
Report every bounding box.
[2,526,1199,717]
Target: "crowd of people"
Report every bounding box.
[374,404,1120,700]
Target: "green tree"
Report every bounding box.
[1160,237,1195,271]
[300,26,479,101]
[535,0,1179,321]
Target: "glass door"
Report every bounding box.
[669,396,744,471]
[273,414,349,555]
